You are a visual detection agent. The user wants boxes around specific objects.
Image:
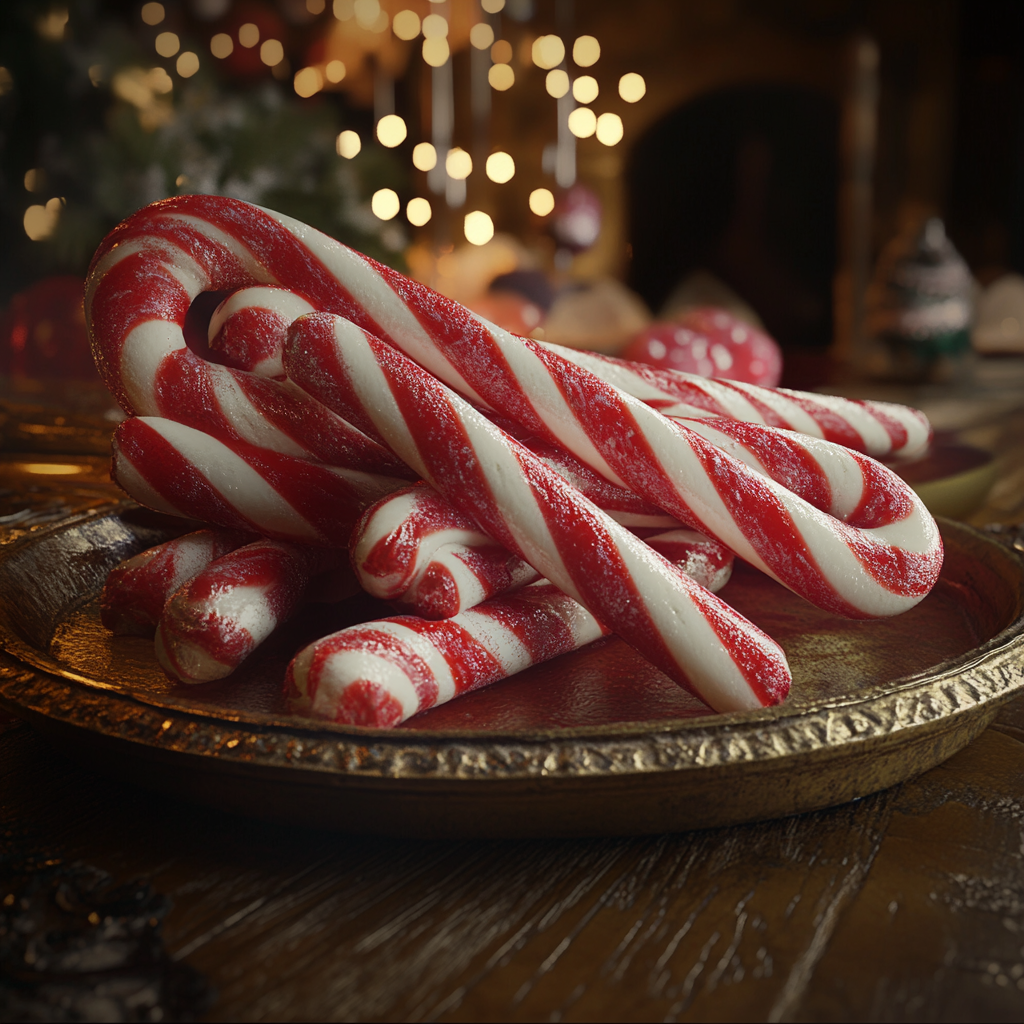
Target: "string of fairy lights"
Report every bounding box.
[20,1,649,249]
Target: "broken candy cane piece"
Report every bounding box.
[352,483,733,620]
[101,528,253,636]
[286,583,611,726]
[156,539,353,684]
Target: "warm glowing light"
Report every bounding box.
[529,188,555,216]
[392,9,420,39]
[422,37,449,66]
[333,0,353,18]
[23,197,62,241]
[470,23,494,49]
[490,39,512,63]
[336,130,361,158]
[421,13,448,38]
[446,147,472,180]
[141,2,165,26]
[155,31,180,57]
[260,40,284,66]
[354,0,380,28]
[567,106,596,138]
[325,59,346,82]
[532,35,564,70]
[38,8,69,41]
[294,66,324,97]
[24,168,43,192]
[376,114,407,148]
[151,66,173,92]
[407,197,432,226]
[596,112,623,146]
[371,188,400,220]
[412,142,437,171]
[306,0,326,13]
[239,23,259,48]
[573,75,598,104]
[485,151,515,183]
[88,64,103,86]
[464,210,494,246]
[573,35,600,67]
[176,51,199,77]
[210,33,233,58]
[545,69,569,98]
[488,63,513,90]
[619,72,645,103]
[481,0,505,12]
[21,463,85,475]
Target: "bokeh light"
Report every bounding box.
[490,39,512,63]
[294,66,324,97]
[336,130,361,158]
[24,197,62,241]
[422,13,448,38]
[371,188,400,220]
[210,33,233,58]
[573,75,598,104]
[325,59,346,82]
[488,63,513,90]
[464,210,494,245]
[422,37,449,66]
[531,35,565,70]
[619,72,646,103]
[485,151,515,183]
[176,51,199,77]
[141,3,165,26]
[573,35,600,67]
[392,9,420,40]
[481,0,505,12]
[529,188,555,216]
[407,197,432,226]
[470,23,494,49]
[596,112,623,146]
[260,40,284,66]
[412,142,437,171]
[567,106,597,138]
[376,114,407,148]
[446,147,472,180]
[545,69,569,98]
[155,32,179,57]
[238,23,259,48]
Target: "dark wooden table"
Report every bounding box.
[2,397,1024,1021]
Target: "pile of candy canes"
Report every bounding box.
[86,195,943,727]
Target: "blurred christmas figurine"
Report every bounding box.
[866,218,974,382]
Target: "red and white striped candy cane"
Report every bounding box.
[287,313,941,621]
[208,286,316,378]
[286,583,612,727]
[156,538,351,684]
[352,483,733,619]
[101,528,253,635]
[113,416,408,546]
[85,205,412,480]
[284,312,790,713]
[541,345,932,460]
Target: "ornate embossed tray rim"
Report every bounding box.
[1,504,1023,838]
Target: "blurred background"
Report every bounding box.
[2,0,1024,409]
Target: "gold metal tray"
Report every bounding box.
[1,503,1023,838]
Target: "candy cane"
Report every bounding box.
[540,345,932,460]
[286,583,612,727]
[352,483,733,619]
[101,528,253,635]
[112,416,408,546]
[288,313,941,621]
[156,539,348,683]
[284,311,790,713]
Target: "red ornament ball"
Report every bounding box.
[621,307,783,387]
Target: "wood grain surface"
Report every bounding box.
[2,698,1023,1022]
